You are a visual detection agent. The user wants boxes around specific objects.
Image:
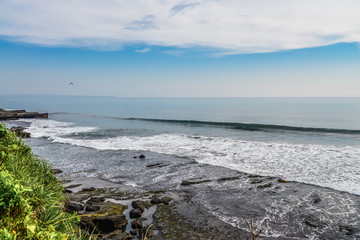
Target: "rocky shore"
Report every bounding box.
[0,108,48,137]
[53,160,360,240]
[3,108,359,239]
[58,175,258,240]
[0,108,48,120]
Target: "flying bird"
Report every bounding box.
[69,82,74,85]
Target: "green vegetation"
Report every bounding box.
[0,123,82,239]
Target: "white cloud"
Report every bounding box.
[0,0,359,53]
[135,47,151,53]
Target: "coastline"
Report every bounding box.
[1,109,360,239]
[58,156,359,240]
[0,108,48,120]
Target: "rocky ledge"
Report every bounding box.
[62,185,171,240]
[0,108,48,120]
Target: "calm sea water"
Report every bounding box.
[1,95,360,195]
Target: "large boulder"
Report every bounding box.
[93,215,128,233]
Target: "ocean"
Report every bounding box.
[1,95,360,239]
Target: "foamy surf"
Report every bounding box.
[24,118,360,196]
[21,119,97,138]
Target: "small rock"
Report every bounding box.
[339,225,356,235]
[278,178,288,183]
[181,179,212,186]
[144,200,152,208]
[82,187,96,192]
[85,205,101,212]
[251,180,263,184]
[161,197,173,205]
[217,176,240,181]
[310,193,321,204]
[146,163,167,168]
[131,200,146,212]
[52,168,63,174]
[303,215,322,228]
[65,200,84,212]
[305,219,318,228]
[131,219,143,229]
[257,183,273,189]
[129,209,142,219]
[66,184,82,189]
[139,154,146,159]
[68,193,90,202]
[248,174,263,178]
[87,197,105,205]
[63,188,73,193]
[150,198,162,205]
[130,229,138,235]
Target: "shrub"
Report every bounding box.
[0,123,82,239]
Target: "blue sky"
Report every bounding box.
[0,0,360,97]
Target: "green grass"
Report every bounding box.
[0,123,88,239]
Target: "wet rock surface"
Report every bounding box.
[41,147,360,239]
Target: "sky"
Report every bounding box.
[0,0,360,97]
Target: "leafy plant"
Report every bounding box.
[0,123,90,239]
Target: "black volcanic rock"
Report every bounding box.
[0,108,48,120]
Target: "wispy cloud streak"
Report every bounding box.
[0,0,359,53]
[135,47,151,53]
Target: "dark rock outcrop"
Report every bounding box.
[257,183,273,189]
[85,205,101,212]
[65,199,84,212]
[150,198,162,205]
[146,163,168,168]
[131,200,147,212]
[92,215,128,233]
[0,108,48,120]
[339,225,356,236]
[87,196,105,205]
[181,179,212,186]
[217,176,240,181]
[161,197,173,205]
[129,209,142,219]
[10,126,31,138]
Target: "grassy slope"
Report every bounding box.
[0,123,82,239]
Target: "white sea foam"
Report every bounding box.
[21,119,97,138]
[26,119,360,195]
